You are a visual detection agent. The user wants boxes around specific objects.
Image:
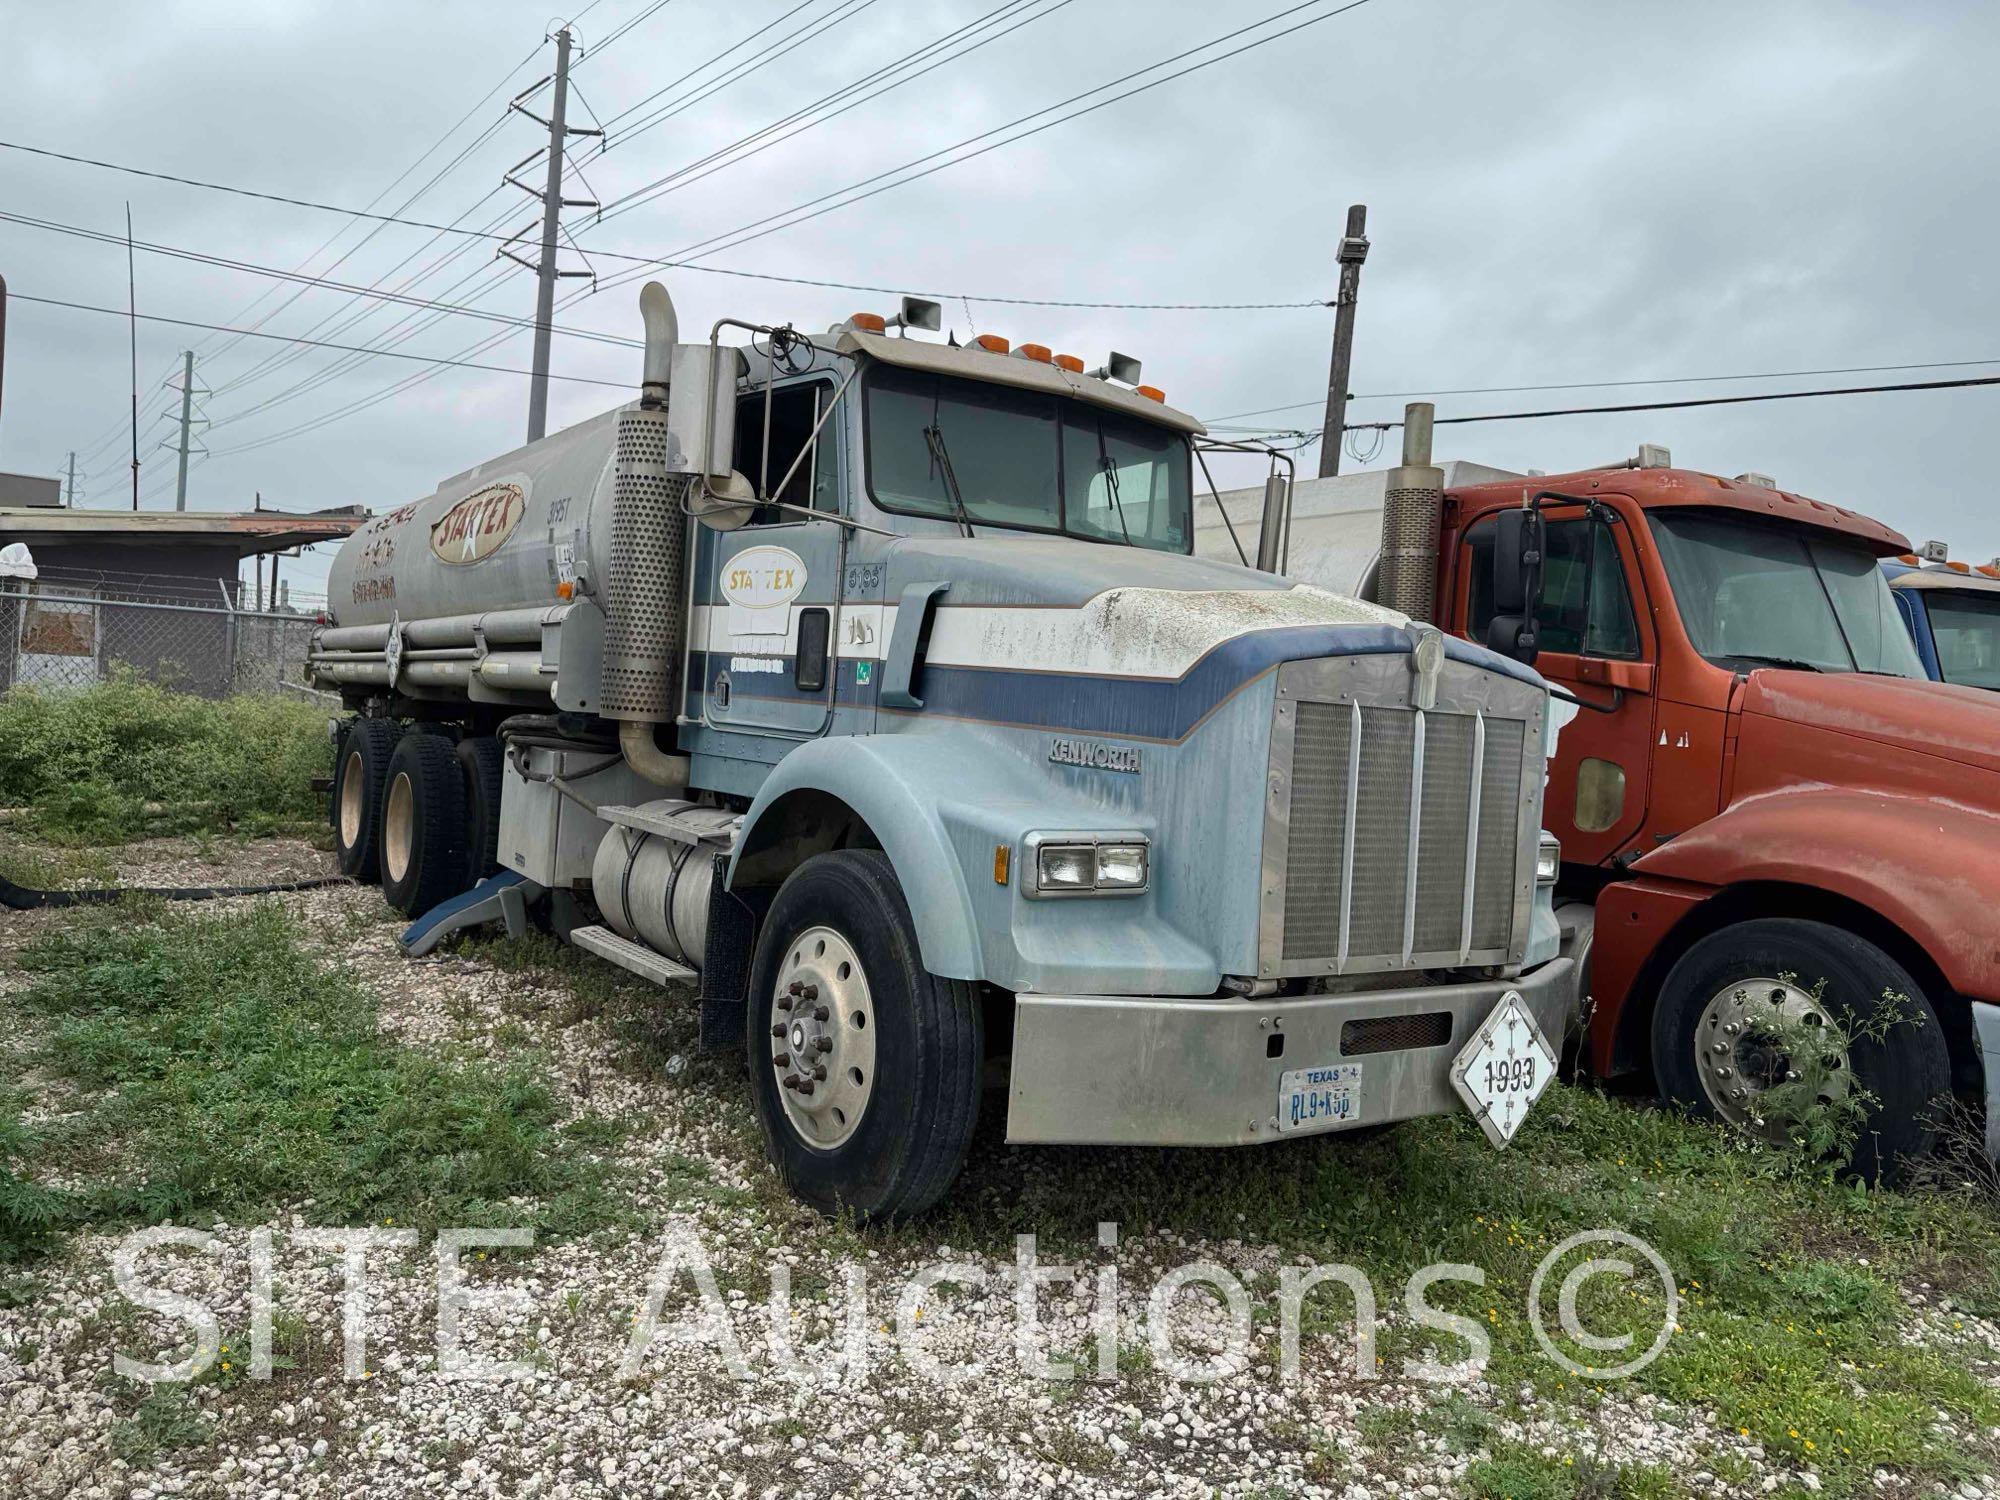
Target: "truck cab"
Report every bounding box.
[1883,552,2000,691]
[311,289,1581,1219]
[1208,452,2000,1174]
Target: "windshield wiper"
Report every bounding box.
[923,418,975,539]
[1095,422,1135,546]
[1720,653,1826,673]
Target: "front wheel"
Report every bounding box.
[1651,918,1949,1181]
[744,850,982,1221]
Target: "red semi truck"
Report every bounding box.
[1205,435,2000,1174]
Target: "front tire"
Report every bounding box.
[1651,917,1949,1181]
[745,850,982,1221]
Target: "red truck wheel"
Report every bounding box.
[744,850,983,1221]
[1651,918,1949,1181]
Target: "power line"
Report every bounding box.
[1230,375,2000,443]
[1202,356,2000,426]
[580,0,1381,293]
[580,0,680,61]
[591,0,881,165]
[0,207,643,348]
[595,0,829,129]
[9,291,632,387]
[0,137,1323,310]
[587,0,1065,225]
[96,1,1381,457]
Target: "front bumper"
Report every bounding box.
[1004,956,1578,1147]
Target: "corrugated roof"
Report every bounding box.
[0,505,366,557]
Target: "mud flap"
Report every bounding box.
[700,852,755,1051]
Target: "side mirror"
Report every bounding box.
[1485,507,1544,664]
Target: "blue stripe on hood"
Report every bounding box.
[694,621,1545,744]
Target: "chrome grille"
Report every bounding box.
[1278,692,1528,971]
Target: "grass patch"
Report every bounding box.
[108,1386,213,1463]
[0,675,328,842]
[898,1083,2000,1497]
[1,903,633,1261]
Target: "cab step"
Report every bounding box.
[570,923,698,987]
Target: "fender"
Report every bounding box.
[728,726,1224,993]
[728,732,990,981]
[1630,782,2000,1003]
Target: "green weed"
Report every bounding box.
[0,675,329,842]
[3,903,634,1260]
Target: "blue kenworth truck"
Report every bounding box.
[311,283,1581,1218]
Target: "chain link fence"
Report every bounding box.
[0,582,330,699]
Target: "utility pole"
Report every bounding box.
[173,350,195,510]
[65,451,76,507]
[1315,204,1370,479]
[127,203,139,510]
[503,27,602,443]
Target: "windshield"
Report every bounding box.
[864,364,1191,552]
[1921,590,2000,689]
[1649,510,1924,677]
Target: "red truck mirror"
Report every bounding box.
[1486,506,1544,664]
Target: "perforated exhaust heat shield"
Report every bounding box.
[601,407,691,722]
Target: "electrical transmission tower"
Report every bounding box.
[162,350,210,510]
[502,25,602,442]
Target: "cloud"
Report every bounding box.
[2,0,1995,597]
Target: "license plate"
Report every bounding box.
[1277,1063,1364,1134]
[1449,991,1557,1148]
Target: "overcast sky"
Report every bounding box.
[3,0,1995,600]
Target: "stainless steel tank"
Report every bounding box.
[324,404,627,630]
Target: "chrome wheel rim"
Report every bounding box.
[1694,976,1852,1142]
[383,772,414,884]
[770,925,877,1150]
[338,749,366,848]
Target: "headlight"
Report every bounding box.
[1535,833,1561,884]
[1027,834,1149,896]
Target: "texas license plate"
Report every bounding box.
[1276,1063,1364,1134]
[1448,991,1557,1148]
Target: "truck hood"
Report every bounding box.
[884,533,1547,693]
[1740,669,2000,777]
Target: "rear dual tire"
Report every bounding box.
[379,733,470,917]
[332,720,399,882]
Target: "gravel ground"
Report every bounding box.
[3,838,1997,1499]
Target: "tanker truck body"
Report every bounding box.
[313,286,1580,1218]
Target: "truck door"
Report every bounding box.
[692,379,847,740]
[1461,504,1658,869]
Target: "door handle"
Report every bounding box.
[881,580,949,710]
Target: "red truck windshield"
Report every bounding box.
[1650,511,1924,677]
